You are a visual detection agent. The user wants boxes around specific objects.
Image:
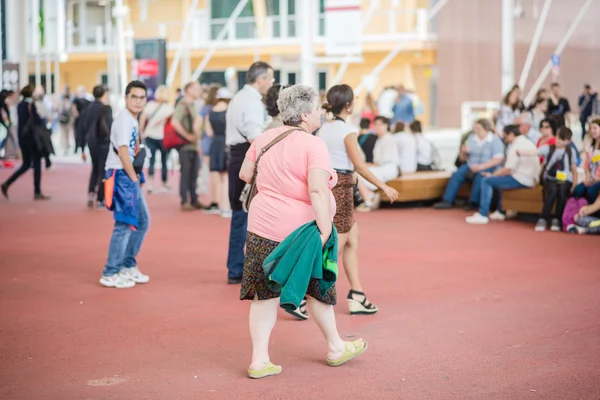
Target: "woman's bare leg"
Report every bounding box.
[342,222,362,291]
[248,296,279,370]
[305,296,345,359]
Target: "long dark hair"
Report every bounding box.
[591,119,600,149]
[264,84,287,117]
[323,84,354,115]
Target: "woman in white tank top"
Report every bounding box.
[317,84,399,316]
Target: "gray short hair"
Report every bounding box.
[277,85,319,126]
[247,61,272,84]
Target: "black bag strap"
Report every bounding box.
[540,144,557,182]
[249,128,300,184]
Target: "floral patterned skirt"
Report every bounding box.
[239,231,337,305]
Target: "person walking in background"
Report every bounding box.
[140,85,174,194]
[319,84,399,316]
[100,81,150,289]
[58,86,74,155]
[199,84,220,198]
[204,87,233,216]
[0,90,18,162]
[170,81,203,211]
[77,85,113,208]
[1,84,49,200]
[225,61,273,284]
[390,85,415,126]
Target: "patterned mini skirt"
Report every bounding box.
[332,171,355,234]
[240,231,337,305]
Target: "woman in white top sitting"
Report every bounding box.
[355,116,401,211]
[140,85,174,193]
[409,120,434,171]
[318,84,399,316]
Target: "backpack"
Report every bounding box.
[562,197,588,232]
[540,145,572,184]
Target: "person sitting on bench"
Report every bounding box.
[465,124,541,225]
[434,119,504,210]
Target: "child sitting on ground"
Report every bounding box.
[567,195,600,234]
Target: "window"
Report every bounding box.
[210,0,254,18]
[318,72,327,91]
[199,71,226,87]
[287,73,296,86]
[28,74,55,93]
[210,0,256,40]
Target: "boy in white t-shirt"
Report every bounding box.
[100,81,151,289]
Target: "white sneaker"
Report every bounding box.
[120,266,150,283]
[221,210,232,218]
[489,211,506,221]
[99,272,136,288]
[534,218,547,232]
[550,218,561,232]
[466,213,489,225]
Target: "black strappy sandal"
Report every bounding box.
[285,297,309,320]
[347,290,379,315]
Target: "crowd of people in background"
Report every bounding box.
[0,68,598,237]
[1,62,598,379]
[432,82,599,235]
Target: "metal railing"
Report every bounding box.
[61,7,433,54]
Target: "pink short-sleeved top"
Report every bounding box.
[245,125,338,243]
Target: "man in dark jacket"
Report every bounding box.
[78,85,113,207]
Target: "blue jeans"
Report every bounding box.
[479,176,526,217]
[226,209,247,280]
[573,181,600,204]
[442,164,493,205]
[103,189,150,276]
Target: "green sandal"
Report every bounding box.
[327,339,368,367]
[247,362,283,379]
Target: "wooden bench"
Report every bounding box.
[502,186,544,214]
[381,170,544,214]
[382,171,451,202]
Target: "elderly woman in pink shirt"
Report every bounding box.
[238,85,367,379]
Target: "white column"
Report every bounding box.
[299,0,316,87]
[43,0,52,93]
[57,0,66,94]
[501,0,515,94]
[6,0,30,88]
[114,0,129,97]
[32,0,42,88]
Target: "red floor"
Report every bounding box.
[0,164,599,400]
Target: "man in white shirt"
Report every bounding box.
[100,81,151,289]
[518,112,541,144]
[359,116,400,191]
[466,124,541,224]
[225,61,273,284]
